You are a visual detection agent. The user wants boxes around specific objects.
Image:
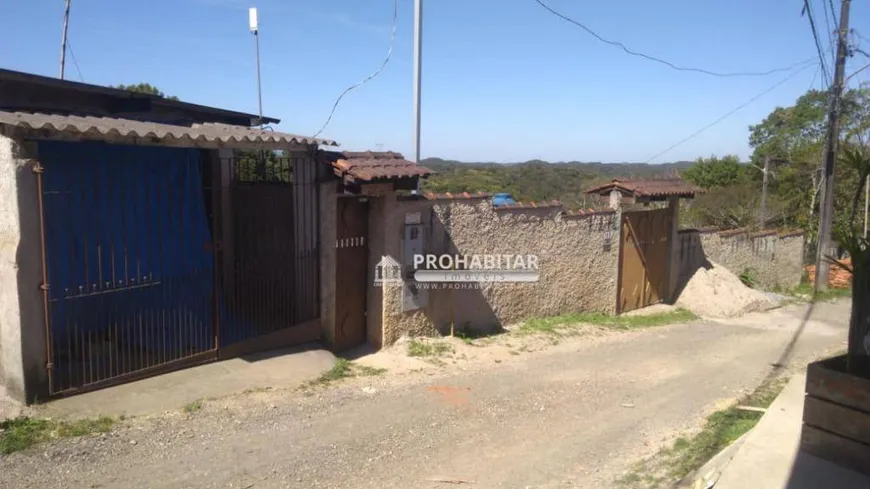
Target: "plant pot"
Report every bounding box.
[801,354,870,475]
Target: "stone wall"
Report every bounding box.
[379,194,620,344]
[676,228,806,290]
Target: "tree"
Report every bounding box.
[682,154,746,189]
[112,83,180,101]
[746,86,870,242]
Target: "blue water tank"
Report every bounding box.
[492,193,517,206]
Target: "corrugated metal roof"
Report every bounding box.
[0,110,338,147]
[584,178,703,199]
[323,150,433,182]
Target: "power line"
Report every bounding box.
[802,0,832,87]
[644,62,818,163]
[66,39,84,82]
[533,0,816,78]
[821,0,836,63]
[312,0,399,138]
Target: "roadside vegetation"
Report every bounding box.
[407,339,454,357]
[617,376,789,489]
[518,309,697,336]
[0,415,115,455]
[784,282,852,303]
[301,359,386,390]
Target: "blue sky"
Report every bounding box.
[2,0,869,163]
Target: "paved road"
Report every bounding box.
[0,300,850,489]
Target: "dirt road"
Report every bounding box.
[0,300,850,489]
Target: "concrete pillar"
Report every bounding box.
[666,196,681,304]
[319,181,337,346]
[609,189,622,210]
[0,131,48,403]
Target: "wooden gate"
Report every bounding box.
[334,197,369,351]
[618,208,673,313]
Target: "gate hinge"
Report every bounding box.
[39,283,50,291]
[32,165,45,174]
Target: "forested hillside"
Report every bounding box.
[419,159,694,208]
[420,83,870,251]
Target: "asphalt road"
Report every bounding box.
[0,300,850,489]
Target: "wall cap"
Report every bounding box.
[424,191,490,200]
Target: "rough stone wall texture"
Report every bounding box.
[380,197,619,343]
[676,229,806,290]
[319,182,337,346]
[0,132,48,403]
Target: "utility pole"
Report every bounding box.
[760,155,770,229]
[412,0,423,191]
[59,0,71,79]
[815,0,852,290]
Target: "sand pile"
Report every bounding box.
[676,261,778,318]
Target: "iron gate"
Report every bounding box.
[38,142,321,396]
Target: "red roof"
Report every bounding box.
[321,151,433,183]
[584,178,703,199]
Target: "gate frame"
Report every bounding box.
[36,146,325,399]
[616,204,677,314]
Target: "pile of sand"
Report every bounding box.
[676,261,778,318]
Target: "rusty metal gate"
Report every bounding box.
[334,197,369,351]
[618,208,672,313]
[37,142,321,396]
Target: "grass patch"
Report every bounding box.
[301,359,387,389]
[785,283,851,303]
[617,376,788,488]
[407,339,454,357]
[182,400,203,413]
[519,309,697,336]
[0,415,115,455]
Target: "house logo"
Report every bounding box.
[374,256,403,286]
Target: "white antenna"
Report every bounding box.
[248,7,258,33]
[249,7,263,127]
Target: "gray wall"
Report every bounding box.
[676,228,806,290]
[0,131,48,403]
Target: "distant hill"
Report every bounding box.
[419,158,695,208]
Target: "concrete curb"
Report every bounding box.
[676,431,751,489]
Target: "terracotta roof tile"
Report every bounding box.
[585,177,703,199]
[322,150,432,182]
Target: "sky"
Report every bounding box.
[1,0,869,163]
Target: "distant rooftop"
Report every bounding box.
[585,177,703,200]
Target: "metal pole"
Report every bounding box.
[760,155,770,229]
[254,31,264,128]
[59,0,71,79]
[412,0,423,191]
[814,0,851,291]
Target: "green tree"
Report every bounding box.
[112,83,180,101]
[746,85,870,242]
[682,154,746,189]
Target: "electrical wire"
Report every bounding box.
[821,0,836,64]
[643,62,819,163]
[808,62,822,91]
[533,0,816,78]
[802,0,832,87]
[66,39,85,82]
[312,0,399,138]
